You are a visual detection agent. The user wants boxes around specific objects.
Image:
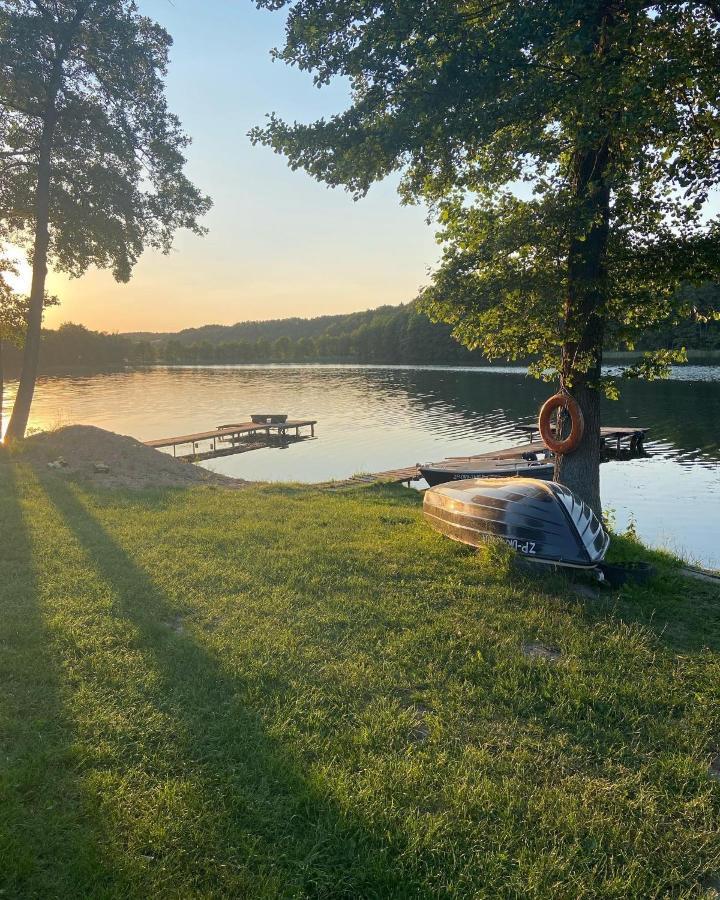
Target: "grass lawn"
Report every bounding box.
[1,463,719,898]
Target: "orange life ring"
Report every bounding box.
[538,392,584,455]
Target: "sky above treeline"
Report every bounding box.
[23,2,720,332]
[39,1,439,332]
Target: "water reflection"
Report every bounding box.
[3,364,719,567]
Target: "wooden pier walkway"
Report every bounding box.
[319,425,649,490]
[145,419,317,461]
[145,417,647,485]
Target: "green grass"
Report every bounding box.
[1,463,719,898]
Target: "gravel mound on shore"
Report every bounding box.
[16,425,244,490]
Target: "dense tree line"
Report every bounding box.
[2,294,718,376]
[2,309,490,371]
[2,323,137,372]
[128,288,720,362]
[155,306,489,365]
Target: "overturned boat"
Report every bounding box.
[423,477,609,570]
[420,456,554,487]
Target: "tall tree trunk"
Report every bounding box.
[554,140,610,517]
[3,0,85,441]
[553,0,614,517]
[5,111,57,442]
[0,339,4,442]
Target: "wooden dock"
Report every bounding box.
[145,417,647,484]
[320,425,649,490]
[519,424,648,453]
[145,419,317,461]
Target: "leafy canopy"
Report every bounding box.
[252,0,720,383]
[0,246,27,346]
[0,0,211,283]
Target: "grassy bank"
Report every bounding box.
[1,465,719,898]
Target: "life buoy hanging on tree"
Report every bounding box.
[538,391,584,455]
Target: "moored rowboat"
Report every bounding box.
[420,457,554,487]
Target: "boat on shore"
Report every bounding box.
[423,477,609,570]
[420,456,554,487]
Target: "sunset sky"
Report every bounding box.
[39,1,439,332]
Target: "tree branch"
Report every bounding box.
[29,0,51,17]
[702,0,720,21]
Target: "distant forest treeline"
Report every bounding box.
[3,294,720,374]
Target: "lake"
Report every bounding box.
[4,364,720,568]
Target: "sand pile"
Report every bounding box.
[16,425,244,490]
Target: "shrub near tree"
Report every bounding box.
[251,0,720,513]
[0,0,211,441]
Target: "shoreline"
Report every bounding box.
[2,350,720,380]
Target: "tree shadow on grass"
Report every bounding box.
[485,561,720,790]
[577,576,720,653]
[0,464,133,898]
[39,473,431,899]
[504,531,720,655]
[591,532,720,652]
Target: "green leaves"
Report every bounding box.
[0,1,211,283]
[622,349,690,382]
[252,0,720,391]
[0,253,27,346]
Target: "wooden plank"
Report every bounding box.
[447,428,649,462]
[463,441,548,460]
[519,424,648,441]
[145,420,317,449]
[176,435,314,462]
[600,426,649,437]
[367,423,650,485]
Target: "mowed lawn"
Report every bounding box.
[1,463,719,899]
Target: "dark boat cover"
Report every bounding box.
[423,477,609,569]
[420,459,554,487]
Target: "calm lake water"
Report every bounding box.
[5,364,720,568]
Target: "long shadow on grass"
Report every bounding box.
[489,561,720,773]
[0,465,132,897]
[579,577,720,653]
[565,540,720,654]
[40,474,431,899]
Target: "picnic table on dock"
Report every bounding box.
[519,424,648,449]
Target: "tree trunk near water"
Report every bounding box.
[552,0,614,518]
[553,138,611,518]
[5,110,57,443]
[554,371,604,516]
[0,340,4,442]
[4,3,85,441]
